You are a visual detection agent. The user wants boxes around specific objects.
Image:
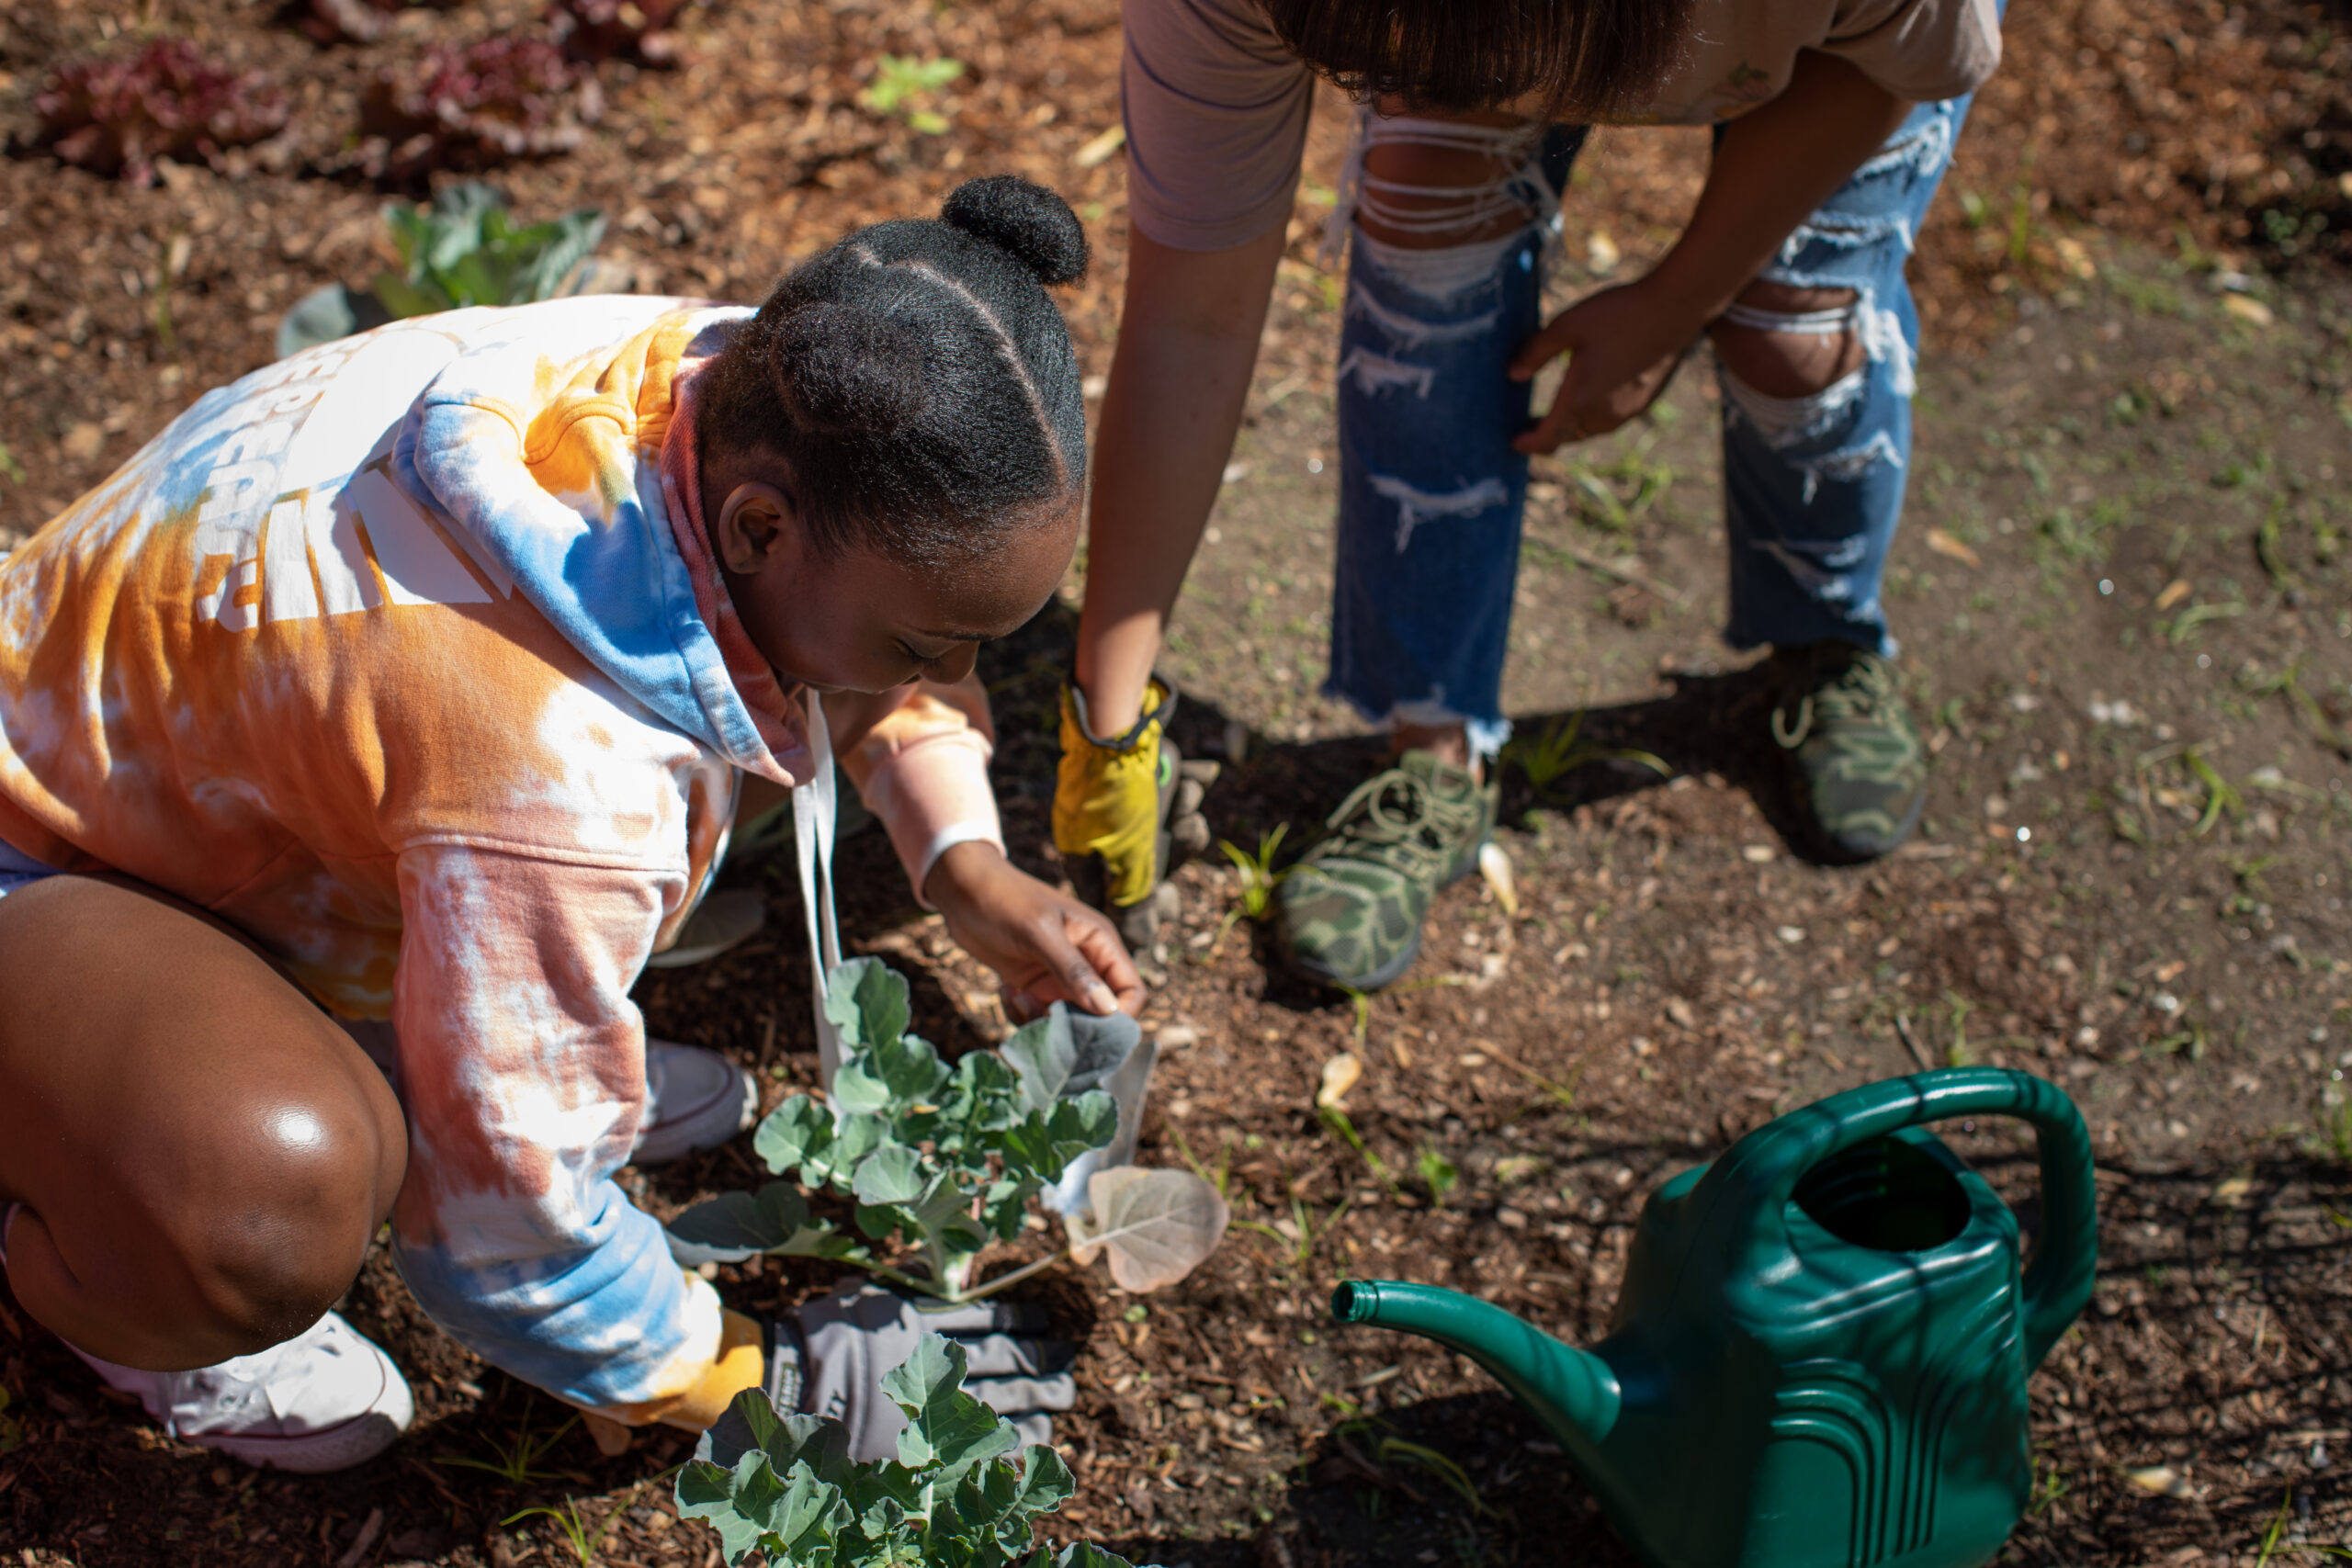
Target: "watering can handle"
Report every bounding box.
[1736,1067,2098,1370]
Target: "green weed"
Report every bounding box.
[2166,601,2245,646]
[1560,433,1675,533]
[1235,1193,1350,1269]
[1943,992,1974,1067]
[0,443,23,487]
[1320,1101,1403,1197]
[436,1400,584,1486]
[1374,1437,1494,1518]
[1218,824,1293,926]
[2182,746,2245,837]
[2027,1453,2069,1518]
[505,1497,623,1568]
[1167,1125,1235,1201]
[2242,660,2352,759]
[1417,1145,1460,1201]
[0,1383,21,1456]
[856,54,964,133]
[1505,710,1667,797]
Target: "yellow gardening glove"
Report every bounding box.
[578,1308,769,1453]
[1055,679,1185,915]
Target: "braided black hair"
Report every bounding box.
[694,174,1091,568]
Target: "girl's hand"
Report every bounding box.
[924,841,1148,1021]
[1508,274,1709,455]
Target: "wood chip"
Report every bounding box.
[1925,528,1982,567]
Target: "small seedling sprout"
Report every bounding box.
[1505,711,1667,799]
[435,1399,586,1486]
[856,54,965,134]
[1216,823,1293,930]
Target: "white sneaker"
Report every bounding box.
[71,1312,413,1473]
[634,1037,758,1165]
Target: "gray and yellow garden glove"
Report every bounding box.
[1053,677,1212,950]
[759,1282,1076,1461]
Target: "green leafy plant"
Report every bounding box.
[857,55,965,135]
[679,1337,1140,1568]
[1374,1436,1493,1518]
[1505,710,1666,797]
[670,959,1225,1303]
[1416,1145,1459,1201]
[435,1399,585,1485]
[507,1496,625,1566]
[1217,823,1292,925]
[1233,1192,1350,1270]
[0,1382,22,1456]
[373,182,608,318]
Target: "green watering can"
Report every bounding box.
[1333,1067,2098,1568]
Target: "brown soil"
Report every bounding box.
[3,3,2351,1568]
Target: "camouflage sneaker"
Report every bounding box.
[1769,642,1928,862]
[1275,750,1497,992]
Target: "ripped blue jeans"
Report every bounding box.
[1326,91,1981,755]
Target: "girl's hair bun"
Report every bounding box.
[941,175,1090,287]
[769,301,928,436]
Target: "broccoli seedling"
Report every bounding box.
[35,39,288,187]
[671,958,1124,1303]
[680,1337,1142,1568]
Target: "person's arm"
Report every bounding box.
[384,843,764,1427]
[1069,221,1290,738]
[828,681,1146,1018]
[1509,48,1914,452]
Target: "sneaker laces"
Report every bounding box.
[1772,649,1896,750]
[1304,765,1478,884]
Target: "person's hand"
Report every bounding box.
[1509,274,1712,455]
[924,840,1148,1021]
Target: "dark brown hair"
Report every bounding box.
[695,175,1090,569]
[1261,0,1694,118]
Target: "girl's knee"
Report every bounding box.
[195,1073,401,1346]
[1712,282,1866,400]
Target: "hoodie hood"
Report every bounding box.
[394,299,806,787]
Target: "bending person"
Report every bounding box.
[1057,0,1999,987]
[0,176,1135,1472]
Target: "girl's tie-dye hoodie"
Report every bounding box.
[0,297,1004,1421]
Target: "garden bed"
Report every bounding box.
[2,2,2350,1566]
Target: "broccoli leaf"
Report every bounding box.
[852,1145,930,1207]
[666,1181,855,1267]
[1000,1006,1139,1113]
[756,1095,834,1176]
[827,956,911,1050]
[1063,1167,1229,1292]
[884,1337,1020,1484]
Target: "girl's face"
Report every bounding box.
[710,480,1077,695]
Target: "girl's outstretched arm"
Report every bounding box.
[831,680,1146,1018]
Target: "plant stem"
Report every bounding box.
[956,1247,1070,1303]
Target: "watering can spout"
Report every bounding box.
[1332,1280,1623,1447]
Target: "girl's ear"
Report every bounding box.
[713,482,797,577]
